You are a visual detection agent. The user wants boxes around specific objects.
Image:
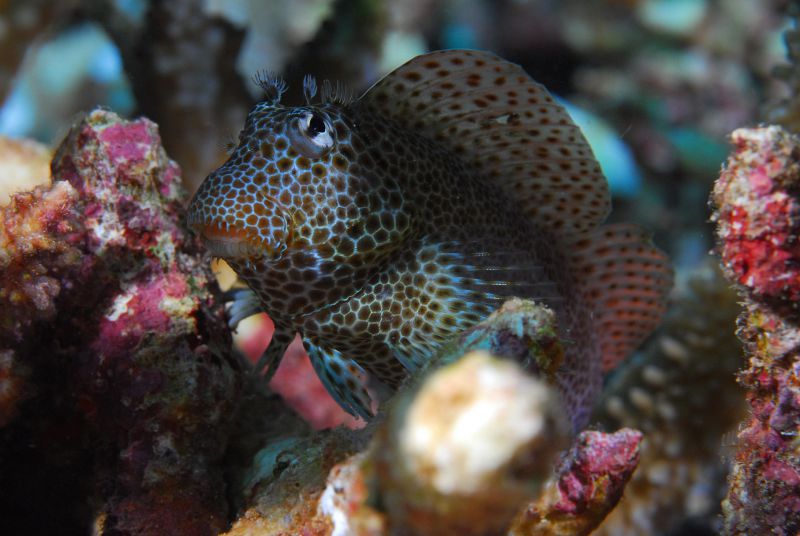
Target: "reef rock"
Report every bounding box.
[711,125,800,535]
[510,428,643,536]
[0,109,241,535]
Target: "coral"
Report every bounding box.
[710,125,800,535]
[592,265,745,535]
[376,351,570,536]
[224,301,641,536]
[510,428,643,536]
[0,180,79,336]
[0,109,241,535]
[317,449,386,536]
[0,137,53,428]
[506,0,786,272]
[434,298,565,384]
[224,426,367,536]
[713,126,800,312]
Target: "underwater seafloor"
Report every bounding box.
[1,1,799,535]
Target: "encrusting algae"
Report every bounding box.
[188,49,673,428]
[0,110,243,535]
[712,125,800,536]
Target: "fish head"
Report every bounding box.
[188,98,411,274]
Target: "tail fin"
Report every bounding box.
[568,224,673,371]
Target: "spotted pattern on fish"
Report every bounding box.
[188,50,672,428]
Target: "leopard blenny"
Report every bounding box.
[187,49,672,428]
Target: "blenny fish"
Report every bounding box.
[187,49,672,428]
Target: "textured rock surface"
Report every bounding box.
[711,125,800,535]
[0,109,241,535]
[510,429,643,536]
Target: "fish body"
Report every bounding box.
[188,50,671,428]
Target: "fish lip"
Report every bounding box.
[188,216,286,261]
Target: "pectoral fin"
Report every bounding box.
[303,339,374,421]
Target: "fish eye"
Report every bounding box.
[308,114,326,136]
[289,110,335,159]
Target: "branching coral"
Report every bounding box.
[768,1,800,130]
[711,125,800,535]
[377,351,570,536]
[224,301,641,536]
[86,0,254,191]
[592,265,745,535]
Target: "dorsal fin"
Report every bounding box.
[358,49,610,236]
[567,224,673,371]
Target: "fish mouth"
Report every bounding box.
[195,220,264,259]
[189,218,287,261]
[187,173,293,261]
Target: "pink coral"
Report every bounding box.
[550,430,642,517]
[511,429,643,536]
[713,126,800,311]
[711,125,800,535]
[0,110,241,535]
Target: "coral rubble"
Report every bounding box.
[711,125,800,535]
[0,109,241,535]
